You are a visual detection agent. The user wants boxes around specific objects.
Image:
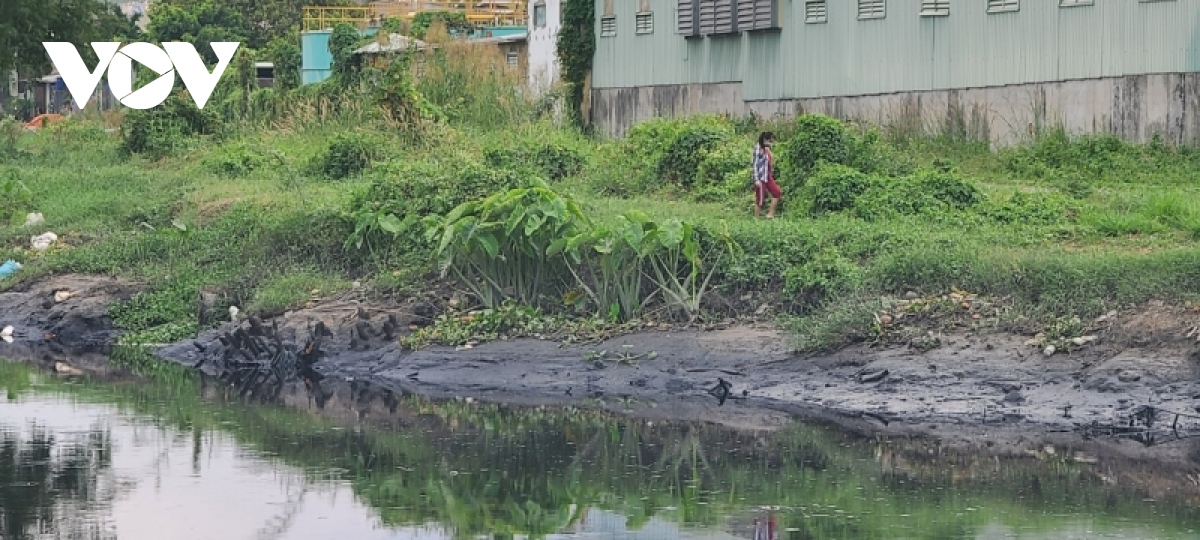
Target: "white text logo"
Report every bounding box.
[42,42,240,110]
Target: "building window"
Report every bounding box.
[805,0,827,24]
[920,0,949,17]
[533,1,546,27]
[506,51,519,66]
[600,16,616,37]
[678,0,697,36]
[1059,0,1092,5]
[681,0,777,36]
[858,0,885,20]
[987,0,1018,13]
[636,12,654,34]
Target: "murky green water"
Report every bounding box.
[1,360,1199,540]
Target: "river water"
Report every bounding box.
[1,360,1198,540]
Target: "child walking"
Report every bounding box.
[752,131,782,218]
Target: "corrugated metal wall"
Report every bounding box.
[592,0,1200,100]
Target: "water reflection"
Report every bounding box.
[0,392,443,540]
[1,360,1199,540]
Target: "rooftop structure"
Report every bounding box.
[302,1,527,31]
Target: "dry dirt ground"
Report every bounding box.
[3,274,1200,490]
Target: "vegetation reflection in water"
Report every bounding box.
[1,359,1198,540]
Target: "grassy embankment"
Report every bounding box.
[4,38,1200,354]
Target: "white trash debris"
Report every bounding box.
[24,213,44,227]
[54,362,83,375]
[31,232,58,251]
[54,290,78,303]
[1,325,12,344]
[229,305,240,322]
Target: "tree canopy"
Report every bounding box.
[153,0,352,51]
[0,0,142,76]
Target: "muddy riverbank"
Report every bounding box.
[3,274,1200,472]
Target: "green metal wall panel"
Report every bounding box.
[592,0,1200,100]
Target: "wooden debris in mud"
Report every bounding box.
[201,318,329,402]
[1077,405,1200,447]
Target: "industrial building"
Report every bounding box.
[589,0,1200,146]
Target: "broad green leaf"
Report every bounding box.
[623,209,651,224]
[476,233,500,259]
[658,219,684,247]
[377,213,403,234]
[546,237,570,257]
[443,201,474,224]
[505,206,528,236]
[437,224,456,256]
[524,213,547,237]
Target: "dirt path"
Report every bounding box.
[4,274,1199,469]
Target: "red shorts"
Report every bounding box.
[755,177,782,207]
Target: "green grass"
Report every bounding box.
[6,80,1200,353]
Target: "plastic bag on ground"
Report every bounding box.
[31,232,57,251]
[0,260,21,279]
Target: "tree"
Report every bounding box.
[155,0,352,50]
[0,0,124,77]
[328,22,364,86]
[410,12,475,40]
[267,38,302,91]
[147,1,249,64]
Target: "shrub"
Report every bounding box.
[0,170,33,225]
[310,132,385,179]
[919,171,984,208]
[718,224,819,291]
[121,92,223,157]
[585,141,654,197]
[979,191,1073,225]
[778,114,856,184]
[45,119,110,146]
[624,115,734,179]
[0,118,22,161]
[353,156,529,219]
[849,128,917,177]
[206,140,269,177]
[411,11,473,39]
[806,163,876,215]
[783,249,865,308]
[696,139,751,186]
[484,138,586,181]
[655,124,730,185]
[1002,127,1136,185]
[853,171,983,220]
[345,156,532,255]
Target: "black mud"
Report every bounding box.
[4,274,1200,470]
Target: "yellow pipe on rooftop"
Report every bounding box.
[302,1,527,30]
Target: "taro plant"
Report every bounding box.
[552,210,658,322]
[424,182,589,308]
[643,219,740,322]
[344,207,411,263]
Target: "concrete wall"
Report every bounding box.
[592,0,1200,99]
[592,73,1200,148]
[527,0,562,95]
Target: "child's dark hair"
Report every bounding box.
[758,131,775,147]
